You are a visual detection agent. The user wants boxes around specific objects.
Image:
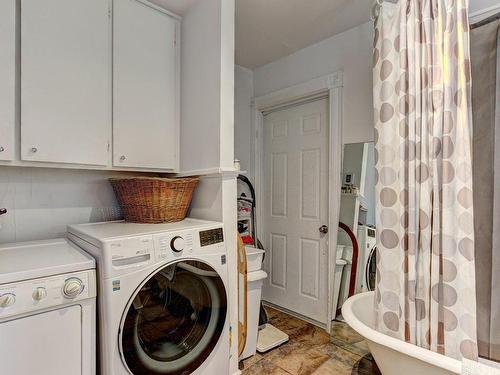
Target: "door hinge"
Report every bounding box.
[107,142,110,152]
[108,4,112,19]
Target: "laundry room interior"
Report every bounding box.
[1,0,500,375]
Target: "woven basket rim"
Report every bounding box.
[109,176,199,182]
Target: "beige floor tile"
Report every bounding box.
[311,359,352,375]
[269,314,309,336]
[241,358,291,375]
[239,353,263,370]
[313,343,363,370]
[343,340,372,359]
[330,321,365,344]
[265,341,330,375]
[290,324,332,347]
[242,312,381,375]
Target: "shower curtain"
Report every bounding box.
[470,16,500,362]
[373,0,478,360]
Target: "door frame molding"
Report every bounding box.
[251,71,344,332]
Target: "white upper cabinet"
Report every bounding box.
[113,0,179,170]
[21,0,110,166]
[0,0,16,161]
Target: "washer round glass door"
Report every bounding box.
[120,260,227,375]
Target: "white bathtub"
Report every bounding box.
[342,292,461,375]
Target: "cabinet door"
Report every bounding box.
[0,0,16,161]
[21,0,110,166]
[113,0,179,170]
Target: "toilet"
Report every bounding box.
[240,247,267,360]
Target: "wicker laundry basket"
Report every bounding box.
[109,177,199,223]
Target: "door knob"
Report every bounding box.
[319,225,329,234]
[31,147,38,153]
[0,146,4,152]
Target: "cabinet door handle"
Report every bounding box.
[31,147,38,153]
[120,155,126,161]
[0,147,4,152]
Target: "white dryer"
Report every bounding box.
[68,219,229,375]
[0,239,96,375]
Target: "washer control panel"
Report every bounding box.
[0,270,96,320]
[110,236,153,268]
[199,228,224,247]
[155,232,194,260]
[153,225,225,262]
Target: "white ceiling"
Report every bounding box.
[148,0,372,69]
[235,0,372,68]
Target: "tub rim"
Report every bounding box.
[341,291,462,374]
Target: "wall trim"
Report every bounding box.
[252,70,344,332]
[470,4,500,24]
[253,72,343,112]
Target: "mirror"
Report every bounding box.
[333,142,377,318]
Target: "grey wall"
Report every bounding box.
[234,65,254,178]
[470,0,500,14]
[253,22,374,145]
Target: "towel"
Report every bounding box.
[462,358,500,375]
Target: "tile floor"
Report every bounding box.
[239,307,381,375]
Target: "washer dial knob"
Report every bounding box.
[32,287,47,301]
[63,278,84,299]
[170,236,185,253]
[0,293,16,308]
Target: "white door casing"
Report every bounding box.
[262,98,329,324]
[113,0,180,170]
[21,0,110,166]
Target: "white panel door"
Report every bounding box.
[0,0,16,161]
[262,98,329,324]
[113,0,179,170]
[21,0,110,165]
[0,306,82,375]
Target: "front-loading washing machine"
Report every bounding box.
[355,225,377,292]
[68,219,229,375]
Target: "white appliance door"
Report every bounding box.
[0,305,82,375]
[262,98,330,324]
[119,260,227,375]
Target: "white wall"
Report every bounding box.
[0,167,131,243]
[470,0,500,14]
[234,65,254,177]
[253,21,374,144]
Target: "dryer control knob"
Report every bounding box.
[170,236,185,253]
[0,293,16,308]
[63,278,84,299]
[32,287,47,301]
